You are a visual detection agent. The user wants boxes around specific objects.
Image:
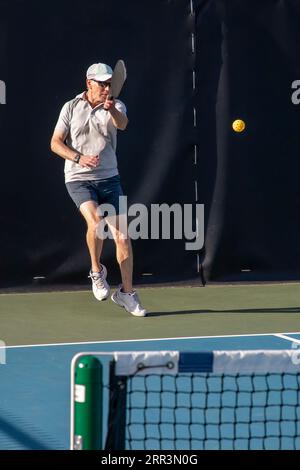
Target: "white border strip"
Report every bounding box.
[5,332,300,350]
[214,350,300,373]
[275,333,300,344]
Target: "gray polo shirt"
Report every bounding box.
[55,92,127,183]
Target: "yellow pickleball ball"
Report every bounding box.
[232,119,246,133]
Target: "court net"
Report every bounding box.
[71,350,300,450]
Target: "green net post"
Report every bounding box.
[74,356,103,450]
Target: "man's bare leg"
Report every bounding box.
[106,214,133,293]
[79,200,110,301]
[80,200,103,272]
[107,214,146,316]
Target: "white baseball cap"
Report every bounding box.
[86,63,113,81]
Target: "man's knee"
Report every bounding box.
[115,234,131,250]
[87,218,101,234]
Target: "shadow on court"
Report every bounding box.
[147,306,300,317]
[0,413,50,450]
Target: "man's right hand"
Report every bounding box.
[79,155,100,169]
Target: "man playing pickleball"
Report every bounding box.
[50,63,146,317]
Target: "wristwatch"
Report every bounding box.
[73,153,81,164]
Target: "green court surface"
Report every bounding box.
[0,283,300,346]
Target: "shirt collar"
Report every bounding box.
[76,91,87,100]
[76,91,105,108]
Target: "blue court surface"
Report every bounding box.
[0,332,300,449]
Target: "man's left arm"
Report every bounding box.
[104,99,128,130]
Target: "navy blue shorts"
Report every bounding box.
[66,175,125,214]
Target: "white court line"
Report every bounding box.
[274,333,300,344]
[3,331,300,350]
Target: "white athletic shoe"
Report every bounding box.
[111,287,147,317]
[88,265,110,301]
